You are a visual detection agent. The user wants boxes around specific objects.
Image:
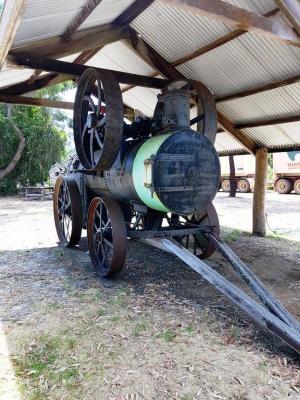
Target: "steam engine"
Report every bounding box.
[53,68,220,277]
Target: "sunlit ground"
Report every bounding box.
[0,321,21,400]
[214,191,300,242]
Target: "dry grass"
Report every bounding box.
[7,283,300,400]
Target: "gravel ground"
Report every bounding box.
[0,195,299,400]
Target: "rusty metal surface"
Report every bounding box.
[53,175,83,247]
[73,68,124,172]
[87,195,127,277]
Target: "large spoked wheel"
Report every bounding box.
[73,68,124,171]
[53,176,83,247]
[87,196,127,277]
[167,204,220,259]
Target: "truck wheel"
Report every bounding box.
[294,179,300,195]
[275,178,293,194]
[237,178,251,193]
[221,179,230,192]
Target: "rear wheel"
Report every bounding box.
[275,178,293,194]
[221,179,230,192]
[238,178,251,193]
[87,196,127,277]
[53,176,83,247]
[294,179,300,195]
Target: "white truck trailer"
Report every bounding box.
[219,155,255,193]
[273,151,300,194]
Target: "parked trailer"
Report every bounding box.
[274,151,300,194]
[219,155,255,193]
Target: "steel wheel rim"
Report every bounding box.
[53,176,83,247]
[87,196,127,277]
[74,68,124,172]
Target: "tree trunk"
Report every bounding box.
[0,115,25,180]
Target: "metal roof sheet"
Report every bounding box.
[86,41,156,76]
[80,0,135,30]
[13,0,135,47]
[0,68,34,90]
[215,132,245,153]
[131,0,234,63]
[177,32,300,97]
[122,86,160,118]
[242,124,300,148]
[217,82,300,124]
[13,0,85,47]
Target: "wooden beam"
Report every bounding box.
[0,0,26,70]
[160,0,300,48]
[274,0,300,36]
[217,112,256,154]
[235,114,300,129]
[0,93,135,117]
[73,47,102,64]
[0,94,74,110]
[10,24,129,59]
[171,8,280,67]
[252,148,268,236]
[0,73,73,95]
[9,54,171,89]
[217,73,300,103]
[61,0,104,41]
[113,0,154,26]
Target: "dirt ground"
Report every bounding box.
[0,193,300,400]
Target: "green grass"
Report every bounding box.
[157,329,177,342]
[222,228,243,243]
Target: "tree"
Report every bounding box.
[0,82,74,194]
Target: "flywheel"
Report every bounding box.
[73,68,124,171]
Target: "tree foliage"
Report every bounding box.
[0,82,74,194]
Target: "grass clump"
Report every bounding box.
[157,329,177,342]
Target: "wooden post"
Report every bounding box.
[252,149,268,236]
[229,155,237,197]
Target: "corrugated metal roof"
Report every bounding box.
[217,82,300,124]
[131,0,234,63]
[13,0,85,47]
[86,41,156,76]
[122,86,160,118]
[80,0,135,30]
[177,32,300,97]
[215,132,245,153]
[1,0,299,154]
[12,0,134,47]
[0,68,34,90]
[242,124,300,148]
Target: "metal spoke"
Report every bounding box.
[95,131,104,149]
[90,128,95,166]
[81,122,89,145]
[95,77,102,117]
[83,95,95,112]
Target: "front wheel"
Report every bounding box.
[87,196,127,277]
